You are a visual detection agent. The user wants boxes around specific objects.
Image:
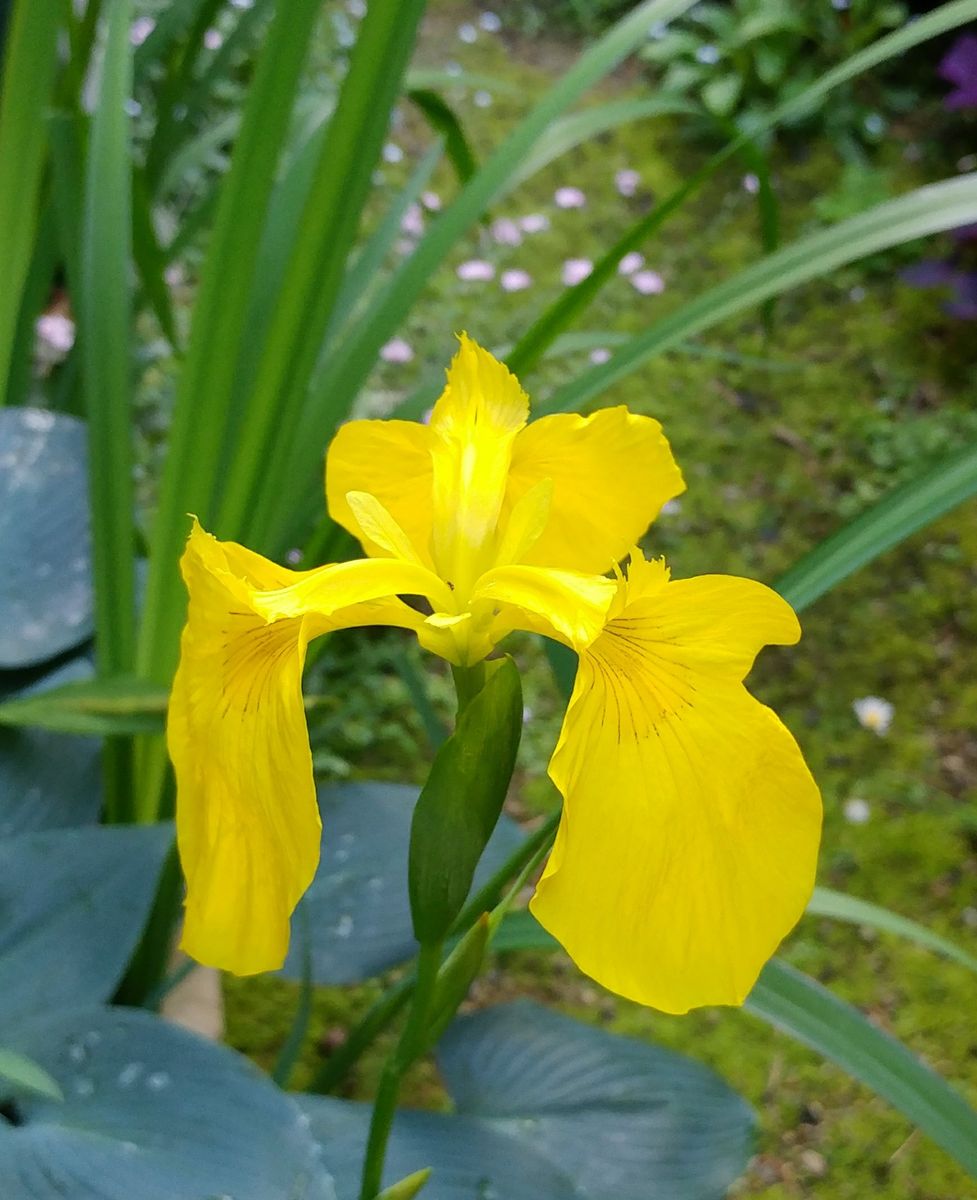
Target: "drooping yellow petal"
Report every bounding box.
[504,407,685,573]
[168,522,426,975]
[530,562,821,1014]
[428,334,529,596]
[326,418,434,563]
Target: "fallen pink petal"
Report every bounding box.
[554,186,586,209]
[562,258,594,285]
[457,259,495,282]
[631,269,666,295]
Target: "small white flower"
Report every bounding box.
[164,263,184,288]
[457,259,495,282]
[562,258,593,286]
[615,168,640,197]
[521,704,534,723]
[458,22,477,43]
[286,548,303,565]
[445,61,463,77]
[479,11,502,32]
[618,251,644,276]
[400,204,424,237]
[491,217,521,246]
[382,142,404,164]
[203,28,223,51]
[853,696,894,736]
[500,268,532,292]
[554,186,586,209]
[129,16,155,46]
[380,337,413,364]
[631,269,665,295]
[843,797,872,825]
[742,173,760,195]
[36,313,76,354]
[696,44,720,65]
[421,191,442,211]
[518,212,550,234]
[661,498,682,515]
[346,0,366,16]
[589,347,611,365]
[474,90,493,109]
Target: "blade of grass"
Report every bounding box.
[79,0,138,823]
[506,0,977,378]
[217,0,429,548]
[407,89,478,186]
[540,173,977,415]
[138,0,324,691]
[808,887,977,975]
[775,439,977,613]
[132,167,181,350]
[269,0,700,550]
[0,0,61,403]
[747,960,977,1177]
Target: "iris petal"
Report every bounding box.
[168,522,426,974]
[530,558,821,1013]
[505,408,685,573]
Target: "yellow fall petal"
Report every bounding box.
[530,564,821,1014]
[504,407,685,573]
[326,418,434,563]
[168,522,426,975]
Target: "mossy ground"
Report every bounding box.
[225,6,977,1196]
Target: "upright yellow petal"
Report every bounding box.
[427,334,529,596]
[326,419,434,564]
[530,562,821,1014]
[168,523,426,975]
[504,408,685,573]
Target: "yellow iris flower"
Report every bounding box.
[168,334,821,1013]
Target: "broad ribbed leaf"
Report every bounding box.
[0,1007,335,1200]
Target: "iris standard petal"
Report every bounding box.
[427,334,529,594]
[327,418,434,563]
[504,407,685,573]
[168,523,427,975]
[530,560,821,1014]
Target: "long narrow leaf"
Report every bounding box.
[747,960,977,1176]
[541,173,977,415]
[219,0,428,547]
[408,89,478,186]
[0,0,61,402]
[139,0,323,687]
[80,3,137,676]
[776,440,977,613]
[809,888,977,975]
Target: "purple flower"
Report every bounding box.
[421,191,442,211]
[457,259,495,282]
[518,213,550,234]
[618,251,644,276]
[554,186,586,209]
[615,169,640,198]
[401,204,424,237]
[491,218,522,246]
[500,268,532,292]
[380,337,414,364]
[742,173,760,195]
[562,258,593,286]
[631,269,665,295]
[940,34,977,110]
[902,257,977,320]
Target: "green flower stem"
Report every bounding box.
[308,809,562,1097]
[358,938,444,1200]
[450,662,487,714]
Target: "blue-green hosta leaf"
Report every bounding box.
[283,783,524,985]
[0,825,171,1024]
[298,1099,577,1200]
[0,1007,335,1200]
[299,1000,753,1200]
[0,656,100,837]
[0,409,92,669]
